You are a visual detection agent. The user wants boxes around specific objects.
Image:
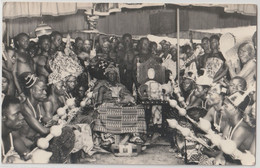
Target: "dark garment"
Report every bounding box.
[196,53,209,75]
[118,49,136,93]
[207,51,225,62]
[48,126,75,163]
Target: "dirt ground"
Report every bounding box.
[80,137,185,165]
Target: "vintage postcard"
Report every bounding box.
[1,1,258,167]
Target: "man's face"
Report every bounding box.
[83,40,91,52]
[54,81,66,95]
[182,78,193,92]
[171,48,177,60]
[66,76,77,91]
[162,44,170,52]
[18,35,29,49]
[123,37,132,47]
[3,104,24,130]
[76,40,83,50]
[107,71,117,83]
[194,85,206,97]
[102,42,110,54]
[53,35,62,48]
[141,39,149,52]
[229,79,244,95]
[78,86,85,98]
[202,39,210,52]
[210,39,219,50]
[2,77,9,93]
[32,81,47,101]
[238,46,251,64]
[151,44,157,53]
[206,89,221,106]
[41,39,50,52]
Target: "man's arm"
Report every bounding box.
[96,86,106,106]
[236,60,256,79]
[42,101,53,124]
[12,56,23,94]
[23,105,50,135]
[231,126,249,150]
[203,107,214,122]
[12,131,31,159]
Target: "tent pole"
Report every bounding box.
[177,8,180,86]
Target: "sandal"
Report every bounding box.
[129,136,144,144]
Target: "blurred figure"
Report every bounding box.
[74,37,84,55]
[227,42,256,87]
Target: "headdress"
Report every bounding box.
[104,64,120,82]
[196,75,213,86]
[48,51,83,84]
[19,72,38,89]
[48,71,70,85]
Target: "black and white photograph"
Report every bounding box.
[1,1,258,166]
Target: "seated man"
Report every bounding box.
[180,70,196,101]
[203,84,228,133]
[216,91,255,165]
[186,74,212,108]
[2,96,30,163]
[228,76,247,95]
[94,64,146,145]
[19,72,94,163]
[96,64,135,106]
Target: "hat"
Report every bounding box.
[226,91,250,112]
[196,75,213,86]
[183,70,196,82]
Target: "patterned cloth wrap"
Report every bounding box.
[93,104,147,134]
[177,117,214,165]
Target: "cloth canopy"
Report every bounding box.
[97,6,256,36]
[92,3,256,16]
[3,2,92,20]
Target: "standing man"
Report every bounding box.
[204,35,228,83]
[119,33,136,93]
[13,33,35,95]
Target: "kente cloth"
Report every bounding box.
[93,104,147,134]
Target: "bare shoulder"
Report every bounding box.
[35,55,47,65]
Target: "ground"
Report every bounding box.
[80,137,185,165]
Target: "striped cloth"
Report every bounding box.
[93,104,147,134]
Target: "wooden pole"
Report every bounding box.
[177,8,180,86]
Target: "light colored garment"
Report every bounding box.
[71,124,94,155]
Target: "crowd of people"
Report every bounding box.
[1,29,257,165]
